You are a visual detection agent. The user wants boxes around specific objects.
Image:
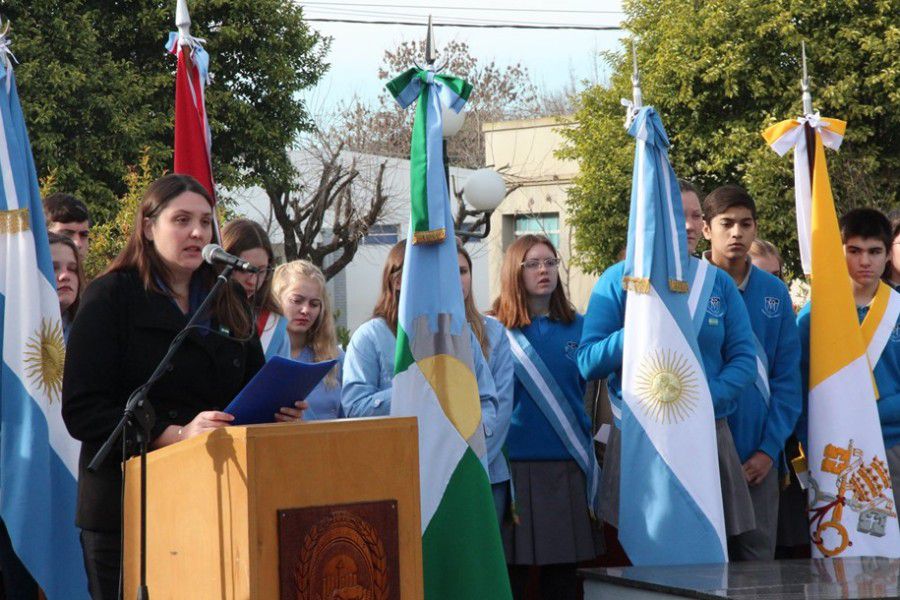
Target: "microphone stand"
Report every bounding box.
[89,264,236,600]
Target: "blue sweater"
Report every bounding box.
[797,301,900,450]
[506,315,591,461]
[728,265,802,463]
[341,317,503,468]
[577,260,756,422]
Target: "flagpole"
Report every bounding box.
[801,42,816,179]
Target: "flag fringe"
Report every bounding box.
[669,279,689,293]
[622,276,650,294]
[0,207,30,234]
[413,228,446,245]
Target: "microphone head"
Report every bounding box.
[202,243,222,265]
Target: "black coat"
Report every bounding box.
[62,268,264,532]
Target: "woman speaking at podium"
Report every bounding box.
[62,174,268,600]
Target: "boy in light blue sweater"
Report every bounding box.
[702,185,802,560]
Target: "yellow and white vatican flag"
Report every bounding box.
[764,116,900,558]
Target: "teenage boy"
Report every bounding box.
[701,185,802,560]
[798,208,900,507]
[578,181,758,557]
[43,192,90,258]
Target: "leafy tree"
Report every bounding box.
[4,0,328,221]
[562,0,900,277]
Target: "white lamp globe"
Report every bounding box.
[441,105,466,138]
[463,168,506,212]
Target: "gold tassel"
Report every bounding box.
[412,227,446,245]
[669,279,689,293]
[622,276,651,294]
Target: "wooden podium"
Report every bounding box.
[124,417,423,599]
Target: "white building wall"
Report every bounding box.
[225,150,491,335]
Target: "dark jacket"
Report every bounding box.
[62,268,264,532]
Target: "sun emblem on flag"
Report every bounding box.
[23,319,66,403]
[634,349,699,424]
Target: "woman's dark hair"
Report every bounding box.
[372,240,406,334]
[221,218,279,315]
[105,174,252,337]
[48,232,85,320]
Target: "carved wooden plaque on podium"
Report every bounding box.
[278,501,400,600]
[123,417,422,599]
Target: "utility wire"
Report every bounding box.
[304,17,622,30]
[301,2,624,14]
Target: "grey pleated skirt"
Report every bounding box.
[500,460,603,565]
[600,419,755,537]
[887,444,900,511]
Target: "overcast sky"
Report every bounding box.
[298,0,627,120]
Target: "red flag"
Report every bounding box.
[169,36,215,202]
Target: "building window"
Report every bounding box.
[514,213,559,248]
[362,223,400,245]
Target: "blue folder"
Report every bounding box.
[224,356,338,425]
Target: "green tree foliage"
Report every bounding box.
[562,0,900,277]
[4,0,329,221]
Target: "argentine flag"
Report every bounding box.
[0,39,89,597]
[619,107,727,565]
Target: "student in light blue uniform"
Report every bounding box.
[578,180,758,557]
[494,234,601,600]
[458,240,514,524]
[272,260,344,420]
[342,241,501,441]
[701,186,802,560]
[798,208,900,509]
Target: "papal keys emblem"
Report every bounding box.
[808,439,897,557]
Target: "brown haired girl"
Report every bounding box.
[48,232,85,341]
[61,174,287,599]
[341,240,500,430]
[492,234,601,598]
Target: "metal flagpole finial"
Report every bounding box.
[801,41,813,116]
[622,41,642,127]
[425,15,437,68]
[176,0,192,43]
[631,41,643,111]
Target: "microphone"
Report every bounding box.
[201,244,260,273]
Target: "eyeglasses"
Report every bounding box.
[521,258,561,271]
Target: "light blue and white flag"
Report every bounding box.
[619,106,727,565]
[0,35,89,598]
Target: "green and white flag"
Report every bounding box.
[387,67,512,598]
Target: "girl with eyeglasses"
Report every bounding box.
[492,234,601,599]
[221,218,289,359]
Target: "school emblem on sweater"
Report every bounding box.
[634,349,699,424]
[762,296,781,318]
[891,322,900,343]
[23,318,66,403]
[808,440,897,558]
[706,296,724,318]
[564,340,579,361]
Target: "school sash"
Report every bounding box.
[259,312,290,360]
[693,258,771,406]
[861,282,900,390]
[506,328,601,515]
